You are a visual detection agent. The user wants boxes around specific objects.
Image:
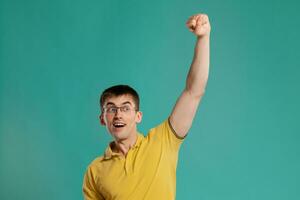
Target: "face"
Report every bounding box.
[100,94,142,142]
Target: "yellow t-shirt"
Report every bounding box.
[82,118,185,200]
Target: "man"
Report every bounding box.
[82,13,211,200]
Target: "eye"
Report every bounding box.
[107,107,117,113]
[122,106,131,112]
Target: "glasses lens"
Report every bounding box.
[121,105,131,112]
[104,105,136,114]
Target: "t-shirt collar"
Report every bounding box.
[103,133,144,160]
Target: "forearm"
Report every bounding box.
[169,13,211,137]
[185,35,210,97]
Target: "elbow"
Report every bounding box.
[185,79,208,99]
[194,90,206,99]
[184,87,206,99]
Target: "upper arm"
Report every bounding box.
[169,89,203,138]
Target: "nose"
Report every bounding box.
[114,108,122,117]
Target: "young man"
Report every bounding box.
[83,13,211,200]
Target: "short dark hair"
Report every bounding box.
[100,85,140,111]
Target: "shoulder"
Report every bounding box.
[90,155,105,166]
[145,118,185,149]
[148,118,185,138]
[85,155,106,173]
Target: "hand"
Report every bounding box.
[186,14,211,37]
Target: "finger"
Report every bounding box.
[186,22,196,32]
[194,14,202,21]
[196,18,202,26]
[200,14,209,25]
[195,14,209,24]
[186,19,196,29]
[195,25,205,35]
[186,19,196,26]
[187,25,195,32]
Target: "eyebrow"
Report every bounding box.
[105,101,132,106]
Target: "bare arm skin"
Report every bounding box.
[169,14,211,138]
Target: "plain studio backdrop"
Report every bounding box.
[0,0,299,199]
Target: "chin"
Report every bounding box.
[111,130,128,140]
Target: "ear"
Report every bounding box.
[135,111,143,124]
[100,114,106,126]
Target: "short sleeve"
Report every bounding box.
[82,166,104,200]
[149,117,185,152]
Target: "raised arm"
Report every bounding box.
[169,13,211,138]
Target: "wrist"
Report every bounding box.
[197,33,210,41]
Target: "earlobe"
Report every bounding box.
[136,111,143,123]
[100,114,106,126]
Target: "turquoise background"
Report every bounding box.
[1,0,299,199]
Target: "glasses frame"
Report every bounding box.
[103,105,137,114]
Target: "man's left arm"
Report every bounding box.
[169,13,211,138]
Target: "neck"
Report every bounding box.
[113,132,138,156]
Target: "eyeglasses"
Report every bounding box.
[103,105,136,114]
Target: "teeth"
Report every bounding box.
[113,122,126,126]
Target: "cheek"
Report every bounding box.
[126,114,137,124]
[104,115,113,125]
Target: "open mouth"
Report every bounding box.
[113,122,126,128]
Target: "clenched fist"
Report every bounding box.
[186,14,211,37]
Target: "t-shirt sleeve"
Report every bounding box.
[149,117,185,152]
[82,166,104,200]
